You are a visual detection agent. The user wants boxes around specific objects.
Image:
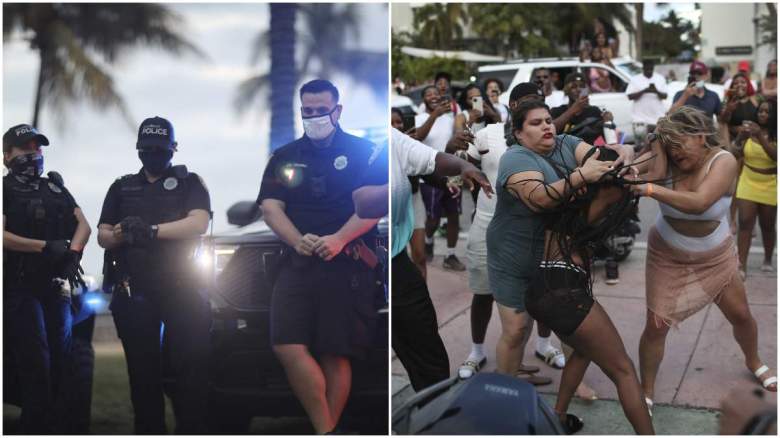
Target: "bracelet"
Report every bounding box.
[576,168,586,185]
[646,183,653,197]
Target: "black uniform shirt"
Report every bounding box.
[99,167,210,227]
[258,128,387,240]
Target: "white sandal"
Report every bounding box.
[753,365,778,391]
[645,397,654,418]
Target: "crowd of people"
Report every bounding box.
[392,53,777,433]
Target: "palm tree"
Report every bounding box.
[3,3,204,129]
[235,3,388,151]
[412,3,468,50]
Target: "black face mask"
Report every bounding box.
[138,149,173,175]
[7,153,43,178]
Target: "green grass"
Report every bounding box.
[4,344,313,434]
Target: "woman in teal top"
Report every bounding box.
[486,100,653,434]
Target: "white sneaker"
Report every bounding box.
[535,344,566,369]
[761,263,775,273]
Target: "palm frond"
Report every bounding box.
[233,74,270,115]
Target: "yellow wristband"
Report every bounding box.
[646,183,653,197]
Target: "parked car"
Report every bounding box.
[195,203,389,433]
[477,57,724,143]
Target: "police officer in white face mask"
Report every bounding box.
[258,79,388,434]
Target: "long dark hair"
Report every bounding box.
[459,83,496,117]
[759,99,777,141]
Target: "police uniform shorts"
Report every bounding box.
[420,182,461,220]
[270,256,376,358]
[413,190,426,230]
[466,219,491,295]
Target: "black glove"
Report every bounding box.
[120,216,155,247]
[60,250,86,293]
[43,240,70,264]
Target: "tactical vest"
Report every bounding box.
[4,174,78,285]
[110,166,199,289]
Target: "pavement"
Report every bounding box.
[391,197,777,435]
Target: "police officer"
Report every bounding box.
[258,79,388,434]
[97,117,211,434]
[3,124,91,433]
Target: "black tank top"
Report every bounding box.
[729,99,758,127]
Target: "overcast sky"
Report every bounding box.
[3,3,389,277]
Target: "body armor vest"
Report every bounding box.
[4,173,77,285]
[110,166,199,290]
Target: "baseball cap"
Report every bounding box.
[564,72,586,86]
[738,60,750,73]
[509,82,543,102]
[136,116,176,150]
[3,124,50,150]
[689,60,708,74]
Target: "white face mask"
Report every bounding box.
[302,109,336,140]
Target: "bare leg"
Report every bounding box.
[409,228,427,280]
[715,276,776,391]
[424,217,440,240]
[495,303,533,374]
[638,310,670,400]
[274,345,333,433]
[757,203,776,265]
[470,294,494,344]
[554,349,591,416]
[320,355,351,427]
[562,342,598,400]
[737,199,759,270]
[562,303,654,434]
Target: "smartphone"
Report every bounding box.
[471,95,484,114]
[402,114,416,132]
[579,87,589,98]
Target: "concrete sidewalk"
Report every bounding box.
[391,234,777,434]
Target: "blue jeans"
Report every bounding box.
[110,287,211,434]
[4,286,72,434]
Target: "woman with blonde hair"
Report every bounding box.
[627,106,777,416]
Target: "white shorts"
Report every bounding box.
[466,218,491,295]
[413,190,425,230]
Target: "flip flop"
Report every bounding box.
[458,357,487,379]
[560,413,584,434]
[518,364,540,374]
[753,365,778,391]
[515,372,552,386]
[645,397,654,418]
[536,348,565,369]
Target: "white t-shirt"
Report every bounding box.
[415,111,455,153]
[466,123,508,227]
[391,128,437,257]
[545,90,568,109]
[625,73,668,125]
[494,102,510,123]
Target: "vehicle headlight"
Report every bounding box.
[214,247,237,276]
[195,244,238,274]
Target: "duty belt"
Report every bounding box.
[343,238,378,269]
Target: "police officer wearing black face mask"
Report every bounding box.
[97,117,211,434]
[258,79,389,434]
[3,124,91,434]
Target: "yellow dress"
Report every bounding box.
[736,138,777,206]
